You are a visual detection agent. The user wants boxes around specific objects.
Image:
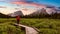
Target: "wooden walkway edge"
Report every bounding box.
[14,23,39,34]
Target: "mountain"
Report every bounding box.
[0,3,60,17]
[7,7,60,17]
[8,11,24,17]
[0,13,10,18]
[40,8,48,15]
[25,8,48,17]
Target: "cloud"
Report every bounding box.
[0,0,26,2]
[4,0,46,8]
[10,1,46,8]
[8,0,34,3]
[24,0,34,3]
[0,6,7,8]
[11,2,26,4]
[0,0,44,7]
[9,0,25,2]
[22,8,28,11]
[0,0,6,2]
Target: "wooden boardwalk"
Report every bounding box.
[14,23,39,34]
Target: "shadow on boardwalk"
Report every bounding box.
[13,23,40,34]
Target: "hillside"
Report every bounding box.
[0,13,10,18]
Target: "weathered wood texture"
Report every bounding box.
[14,23,39,34]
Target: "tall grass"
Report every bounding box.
[0,18,60,34]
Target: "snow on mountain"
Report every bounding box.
[20,8,37,15]
[8,11,24,17]
[26,8,48,16]
[0,4,60,16]
[46,8,56,15]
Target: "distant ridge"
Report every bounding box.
[8,11,24,17]
[0,13,10,18]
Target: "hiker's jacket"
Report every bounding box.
[16,16,20,20]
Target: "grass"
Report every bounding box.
[0,18,60,34]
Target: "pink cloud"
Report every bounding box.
[11,2,26,4]
[10,1,46,8]
[0,6,7,8]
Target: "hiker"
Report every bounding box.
[16,16,20,24]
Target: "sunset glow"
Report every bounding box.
[0,0,60,15]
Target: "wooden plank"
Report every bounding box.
[14,23,39,34]
[25,27,38,34]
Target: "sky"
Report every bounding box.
[0,0,60,7]
[0,0,60,14]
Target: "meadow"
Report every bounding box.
[0,18,60,34]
